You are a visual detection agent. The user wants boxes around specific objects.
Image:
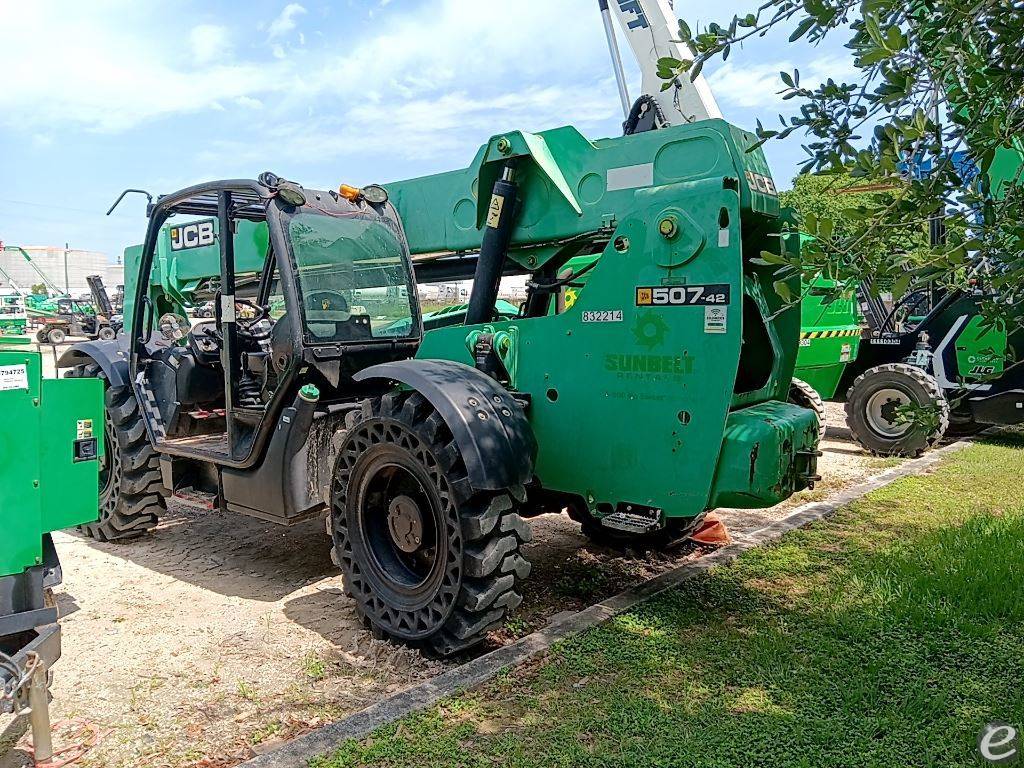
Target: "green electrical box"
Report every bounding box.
[0,341,102,630]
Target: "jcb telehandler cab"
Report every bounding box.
[61,121,821,655]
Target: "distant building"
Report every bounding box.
[0,246,123,298]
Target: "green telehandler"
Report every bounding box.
[59,119,820,656]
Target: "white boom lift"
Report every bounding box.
[599,0,722,130]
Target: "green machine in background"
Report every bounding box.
[0,339,102,762]
[787,273,863,438]
[793,277,863,401]
[0,294,28,337]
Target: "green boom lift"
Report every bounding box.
[1,338,102,761]
[788,120,1024,457]
[59,119,820,656]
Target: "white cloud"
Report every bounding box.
[707,55,857,111]
[0,0,619,149]
[189,24,231,65]
[0,3,289,132]
[267,3,306,39]
[194,82,620,183]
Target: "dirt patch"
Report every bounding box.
[4,402,907,768]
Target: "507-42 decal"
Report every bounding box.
[636,284,731,307]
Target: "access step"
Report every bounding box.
[172,487,217,510]
[599,511,660,535]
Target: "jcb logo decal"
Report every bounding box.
[745,170,778,196]
[170,220,216,252]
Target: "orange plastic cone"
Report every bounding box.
[688,512,730,546]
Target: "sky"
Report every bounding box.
[0,0,855,263]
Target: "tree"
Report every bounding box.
[780,172,930,287]
[31,283,47,295]
[660,1,1024,327]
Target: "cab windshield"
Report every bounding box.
[286,211,417,342]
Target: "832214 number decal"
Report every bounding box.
[582,310,624,323]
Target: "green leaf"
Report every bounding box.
[773,280,794,302]
[758,250,790,265]
[892,273,912,299]
[789,17,815,42]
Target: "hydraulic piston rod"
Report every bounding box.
[465,161,519,326]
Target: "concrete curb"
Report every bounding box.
[243,440,970,768]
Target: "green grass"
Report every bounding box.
[315,435,1024,768]
[303,652,328,681]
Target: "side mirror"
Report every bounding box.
[158,312,190,342]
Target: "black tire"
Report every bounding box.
[788,377,827,440]
[36,328,48,343]
[946,408,987,438]
[330,392,532,657]
[47,327,66,344]
[580,513,705,552]
[845,363,949,457]
[98,326,116,341]
[65,363,166,541]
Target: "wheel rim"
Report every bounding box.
[333,418,463,640]
[865,387,912,438]
[360,462,441,591]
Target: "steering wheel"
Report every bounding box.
[305,290,350,314]
[194,299,272,346]
[232,298,269,333]
[188,321,221,363]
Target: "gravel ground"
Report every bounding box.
[3,352,907,768]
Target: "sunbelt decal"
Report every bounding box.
[170,220,216,252]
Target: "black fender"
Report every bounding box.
[58,339,129,388]
[354,359,536,492]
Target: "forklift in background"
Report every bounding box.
[86,274,123,335]
[33,296,114,345]
[33,275,121,345]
